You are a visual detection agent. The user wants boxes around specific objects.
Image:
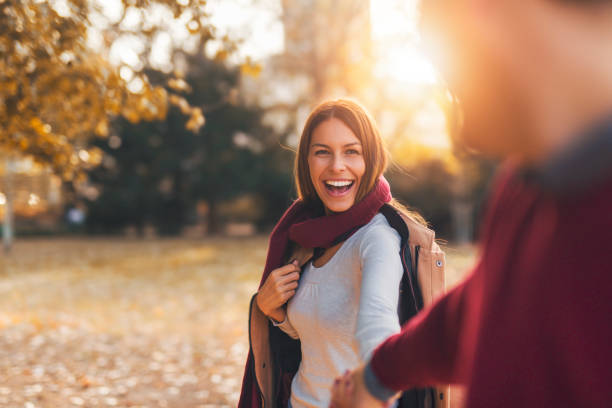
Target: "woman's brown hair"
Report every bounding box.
[294,98,427,225]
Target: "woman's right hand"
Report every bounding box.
[256,260,301,322]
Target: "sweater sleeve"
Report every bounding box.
[356,224,404,362]
[365,271,474,398]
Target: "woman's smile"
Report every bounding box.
[323,179,355,197]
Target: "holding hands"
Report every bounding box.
[329,365,391,408]
[256,259,301,322]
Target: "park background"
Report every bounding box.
[0,0,489,406]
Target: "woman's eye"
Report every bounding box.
[346,149,361,155]
[314,149,330,156]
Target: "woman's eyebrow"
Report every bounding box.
[310,142,361,148]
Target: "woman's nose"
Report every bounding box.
[330,154,346,172]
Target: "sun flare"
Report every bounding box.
[370,0,450,151]
[370,0,439,86]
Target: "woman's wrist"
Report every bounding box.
[267,308,286,323]
[255,293,285,322]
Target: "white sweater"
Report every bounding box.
[275,213,403,408]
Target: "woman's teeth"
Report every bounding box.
[326,180,353,187]
[324,180,354,195]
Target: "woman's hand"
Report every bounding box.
[256,260,301,322]
[329,366,390,408]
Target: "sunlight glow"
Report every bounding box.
[370,0,439,86]
[28,193,40,207]
[78,149,90,162]
[374,45,439,86]
[119,66,134,82]
[109,36,144,69]
[205,0,284,61]
[370,0,450,151]
[412,101,449,149]
[149,32,173,72]
[50,0,71,17]
[127,77,144,94]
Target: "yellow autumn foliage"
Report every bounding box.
[0,0,217,180]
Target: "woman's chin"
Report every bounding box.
[322,199,355,214]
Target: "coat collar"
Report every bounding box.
[528,114,612,195]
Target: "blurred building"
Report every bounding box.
[0,157,63,233]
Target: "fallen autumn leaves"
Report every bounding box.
[0,237,474,407]
[0,237,267,408]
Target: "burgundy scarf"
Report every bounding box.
[238,177,392,407]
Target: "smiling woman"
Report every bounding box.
[239,99,446,408]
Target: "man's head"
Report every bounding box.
[420,0,612,163]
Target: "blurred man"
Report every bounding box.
[330,0,612,407]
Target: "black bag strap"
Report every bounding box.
[379,204,436,408]
[379,204,424,322]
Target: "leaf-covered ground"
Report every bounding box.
[0,237,475,408]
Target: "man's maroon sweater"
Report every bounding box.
[367,128,612,407]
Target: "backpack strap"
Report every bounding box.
[380,204,424,322]
[380,204,437,408]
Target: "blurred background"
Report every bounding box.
[0,0,488,406]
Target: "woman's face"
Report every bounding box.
[308,118,366,213]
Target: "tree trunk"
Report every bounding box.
[207,198,220,235]
[451,200,473,245]
[451,169,474,245]
[3,157,14,253]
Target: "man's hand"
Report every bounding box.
[329,365,390,408]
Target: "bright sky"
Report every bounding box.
[370,0,439,86]
[204,0,284,62]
